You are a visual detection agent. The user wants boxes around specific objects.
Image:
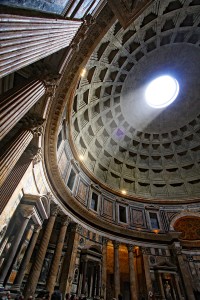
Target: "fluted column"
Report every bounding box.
[113,241,120,299]
[0,116,44,186]
[101,237,108,299]
[24,204,59,299]
[59,223,81,296]
[46,216,70,295]
[141,247,153,296]
[172,243,195,300]
[0,14,82,78]
[0,79,46,141]
[127,245,137,300]
[12,225,42,290]
[0,207,33,286]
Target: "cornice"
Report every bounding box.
[43,3,200,240]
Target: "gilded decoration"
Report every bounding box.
[174,217,200,240]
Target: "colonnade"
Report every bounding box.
[0,197,82,298]
[0,5,197,300]
[0,6,83,209]
[100,239,195,300]
[0,198,196,300]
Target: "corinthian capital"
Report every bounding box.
[61,215,71,226]
[21,114,45,137]
[102,237,109,245]
[127,244,134,252]
[172,245,182,255]
[141,247,151,255]
[113,241,120,249]
[43,74,60,97]
[50,204,60,216]
[24,145,42,162]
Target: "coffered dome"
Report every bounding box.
[71,0,200,200]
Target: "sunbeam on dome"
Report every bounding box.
[1,0,200,299]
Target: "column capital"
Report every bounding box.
[113,241,120,249]
[102,237,109,245]
[50,204,60,217]
[172,245,182,255]
[60,215,71,226]
[32,147,43,165]
[70,223,82,233]
[43,75,60,98]
[24,145,42,162]
[141,247,151,255]
[71,14,95,53]
[20,114,46,137]
[127,244,134,252]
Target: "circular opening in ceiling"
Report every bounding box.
[145,75,179,108]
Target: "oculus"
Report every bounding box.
[145,75,179,108]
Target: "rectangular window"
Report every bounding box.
[90,192,98,211]
[67,168,76,191]
[149,212,159,229]
[119,206,127,223]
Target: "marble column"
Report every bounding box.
[0,207,33,286]
[113,241,120,299]
[81,259,88,295]
[141,247,153,296]
[172,244,195,300]
[127,245,137,300]
[0,116,45,186]
[12,225,41,290]
[59,223,81,296]
[101,237,108,299]
[0,79,46,141]
[136,250,145,297]
[46,216,70,295]
[0,14,82,78]
[24,204,59,299]
[158,273,165,300]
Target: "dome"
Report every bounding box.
[1,1,200,299]
[70,1,200,200]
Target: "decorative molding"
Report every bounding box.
[108,0,153,29]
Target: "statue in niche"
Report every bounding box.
[164,281,172,299]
